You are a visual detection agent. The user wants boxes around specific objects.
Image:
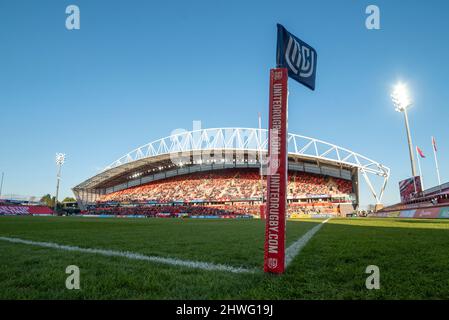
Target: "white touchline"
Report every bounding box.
[0,236,256,274]
[285,218,330,267]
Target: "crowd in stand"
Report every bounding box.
[85,204,256,217]
[99,169,353,203]
[288,173,352,197]
[287,202,336,215]
[90,169,353,217]
[85,201,341,217]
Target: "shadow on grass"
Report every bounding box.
[1,216,448,299]
[252,218,449,299]
[392,218,449,224]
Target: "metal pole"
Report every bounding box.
[415,147,424,190]
[0,172,4,199]
[54,164,62,213]
[432,136,442,190]
[403,109,417,177]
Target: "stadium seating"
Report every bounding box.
[86,201,347,217]
[287,202,337,215]
[85,204,256,217]
[98,169,353,203]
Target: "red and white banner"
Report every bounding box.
[264,68,288,274]
[0,205,54,215]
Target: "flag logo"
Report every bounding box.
[267,258,278,269]
[285,36,316,78]
[276,24,317,90]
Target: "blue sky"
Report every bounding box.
[0,0,448,207]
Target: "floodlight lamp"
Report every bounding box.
[56,153,66,166]
[391,83,412,112]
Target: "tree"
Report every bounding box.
[62,197,76,203]
[40,194,54,207]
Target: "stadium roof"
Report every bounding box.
[73,128,390,203]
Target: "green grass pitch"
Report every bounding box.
[1,216,449,299]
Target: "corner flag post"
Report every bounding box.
[264,68,289,274]
[263,24,317,274]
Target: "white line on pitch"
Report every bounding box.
[285,218,330,267]
[0,236,256,274]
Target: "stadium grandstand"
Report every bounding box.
[73,128,390,218]
[375,181,449,218]
[0,194,54,216]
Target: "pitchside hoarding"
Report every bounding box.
[414,207,441,219]
[264,68,288,274]
[439,207,449,218]
[399,209,416,218]
[0,205,53,215]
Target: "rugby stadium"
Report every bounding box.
[73,127,390,218]
[3,0,449,304]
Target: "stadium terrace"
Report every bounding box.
[72,128,390,217]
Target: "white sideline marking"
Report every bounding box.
[0,236,255,274]
[285,218,330,267]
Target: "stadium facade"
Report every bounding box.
[73,128,390,211]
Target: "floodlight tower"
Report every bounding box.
[54,153,66,213]
[391,83,417,177]
[0,172,4,199]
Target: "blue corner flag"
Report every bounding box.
[276,24,317,91]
